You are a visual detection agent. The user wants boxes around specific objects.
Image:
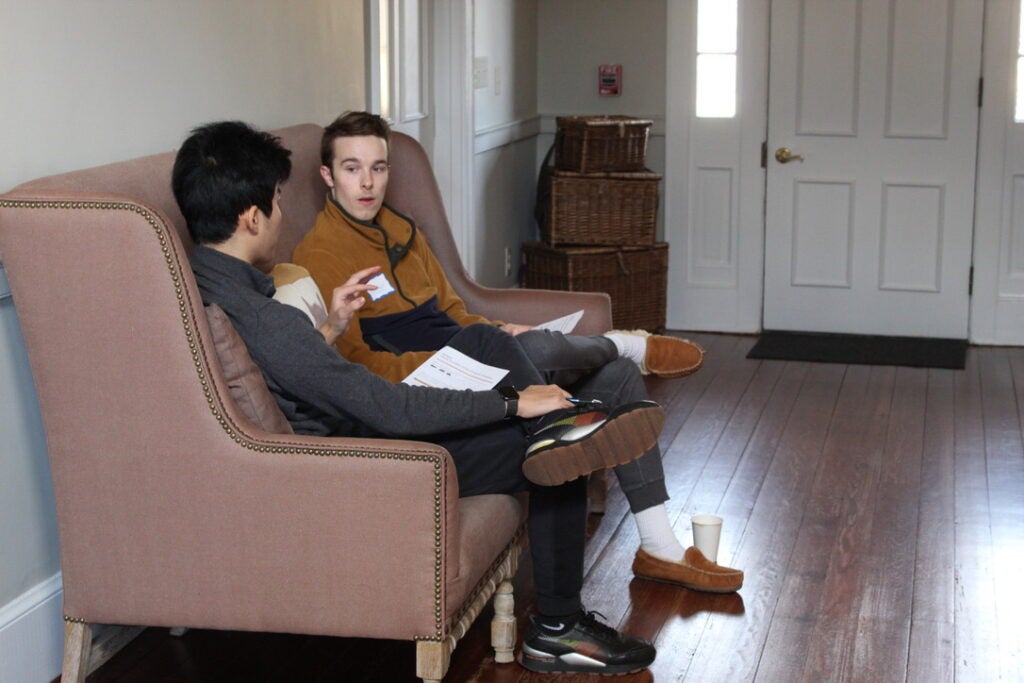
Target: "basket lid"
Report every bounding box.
[556,115,654,128]
[551,168,662,181]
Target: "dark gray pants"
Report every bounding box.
[515,329,669,513]
[435,325,587,617]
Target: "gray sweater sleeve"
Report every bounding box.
[247,299,507,436]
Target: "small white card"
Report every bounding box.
[366,272,396,301]
[402,346,509,391]
[534,309,584,335]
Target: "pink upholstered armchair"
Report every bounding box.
[0,125,611,682]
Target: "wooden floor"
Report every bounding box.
[82,333,1024,682]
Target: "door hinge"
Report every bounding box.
[978,77,984,108]
[969,266,974,296]
[760,141,768,169]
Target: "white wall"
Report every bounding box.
[0,1,364,679]
[469,0,668,288]
[537,0,666,119]
[535,0,668,239]
[472,0,539,286]
[0,0,363,194]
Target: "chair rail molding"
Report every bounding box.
[474,116,542,154]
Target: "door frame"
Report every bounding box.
[971,0,1024,344]
[429,0,477,276]
[664,0,769,333]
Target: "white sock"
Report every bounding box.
[634,504,686,561]
[603,331,647,365]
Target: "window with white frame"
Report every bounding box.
[366,0,426,130]
[367,0,393,121]
[696,0,738,118]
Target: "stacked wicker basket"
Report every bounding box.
[524,115,667,332]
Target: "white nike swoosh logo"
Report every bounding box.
[541,622,564,631]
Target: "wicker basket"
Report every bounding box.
[543,169,660,246]
[522,242,668,332]
[555,116,653,173]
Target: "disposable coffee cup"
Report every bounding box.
[691,514,723,563]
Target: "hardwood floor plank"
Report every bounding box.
[900,369,956,681]
[753,617,816,683]
[801,367,902,682]
[953,349,1001,683]
[912,369,956,625]
[845,367,929,681]
[977,349,1024,682]
[684,363,845,682]
[762,366,897,681]
[675,358,788,546]
[906,619,954,683]
[641,359,795,679]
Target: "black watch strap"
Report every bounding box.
[497,385,519,419]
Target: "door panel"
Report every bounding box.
[764,0,983,338]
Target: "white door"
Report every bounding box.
[763,0,983,338]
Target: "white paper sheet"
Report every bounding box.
[533,309,584,335]
[401,345,509,390]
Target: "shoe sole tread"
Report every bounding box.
[522,406,665,486]
[518,652,653,675]
[632,573,743,593]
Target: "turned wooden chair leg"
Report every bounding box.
[588,470,607,514]
[490,580,516,663]
[62,621,92,683]
[416,639,451,683]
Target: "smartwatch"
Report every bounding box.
[496,385,519,419]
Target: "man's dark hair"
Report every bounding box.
[172,121,292,245]
[321,111,391,167]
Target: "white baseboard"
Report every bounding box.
[0,572,64,683]
[1,262,11,300]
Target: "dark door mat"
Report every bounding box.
[746,330,967,369]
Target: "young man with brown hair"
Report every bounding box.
[292,112,744,598]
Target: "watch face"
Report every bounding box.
[498,385,519,400]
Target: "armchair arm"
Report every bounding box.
[61,429,461,642]
[456,281,613,336]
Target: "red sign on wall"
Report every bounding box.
[598,64,622,97]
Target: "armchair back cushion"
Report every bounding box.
[204,304,293,434]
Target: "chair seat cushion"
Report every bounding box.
[445,493,526,622]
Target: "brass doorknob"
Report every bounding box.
[775,147,805,164]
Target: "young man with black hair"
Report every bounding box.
[175,120,663,674]
[292,112,744,595]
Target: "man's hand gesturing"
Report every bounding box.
[318,266,381,344]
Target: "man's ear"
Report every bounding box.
[319,165,335,188]
[239,205,262,234]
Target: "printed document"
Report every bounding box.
[534,309,584,335]
[402,346,508,390]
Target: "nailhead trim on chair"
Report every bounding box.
[0,199,449,639]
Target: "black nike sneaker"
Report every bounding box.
[519,611,657,674]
